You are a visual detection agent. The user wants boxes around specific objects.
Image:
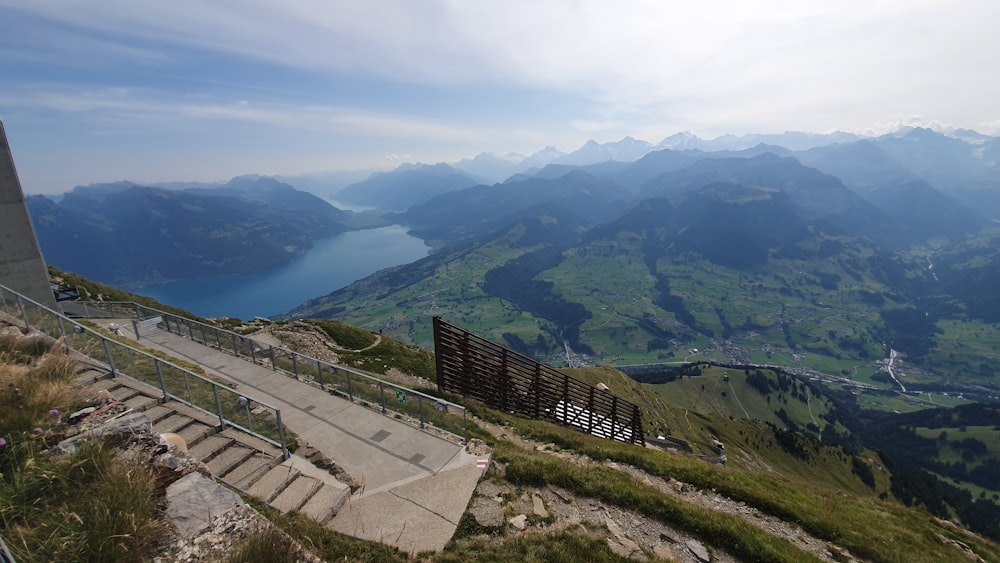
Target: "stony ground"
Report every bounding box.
[470,418,858,563]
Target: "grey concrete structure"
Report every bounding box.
[0,120,55,307]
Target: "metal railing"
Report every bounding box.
[0,286,289,459]
[69,301,469,443]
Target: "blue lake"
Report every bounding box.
[136,225,428,319]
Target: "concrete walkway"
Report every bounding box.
[110,323,486,555]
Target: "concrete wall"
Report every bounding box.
[0,120,56,308]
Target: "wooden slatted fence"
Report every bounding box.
[433,317,643,445]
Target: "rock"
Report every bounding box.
[653,545,675,560]
[54,412,151,454]
[476,479,504,500]
[69,406,97,420]
[532,493,549,518]
[466,438,492,456]
[166,472,245,539]
[159,432,188,454]
[508,514,528,531]
[470,496,505,528]
[686,539,711,562]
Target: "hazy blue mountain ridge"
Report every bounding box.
[29,177,350,288]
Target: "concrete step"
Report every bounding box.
[75,366,110,385]
[142,404,175,424]
[224,453,276,490]
[153,413,196,434]
[189,435,234,461]
[206,444,255,478]
[87,378,121,392]
[123,393,159,411]
[271,475,322,514]
[220,427,283,459]
[165,402,224,428]
[107,384,142,402]
[300,484,350,524]
[246,465,301,502]
[177,421,214,445]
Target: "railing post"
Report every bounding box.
[56,315,66,337]
[290,353,298,378]
[268,346,276,371]
[155,360,167,400]
[102,337,116,376]
[380,381,386,413]
[346,370,353,399]
[316,360,324,390]
[231,333,238,356]
[15,295,29,330]
[419,395,425,428]
[276,410,290,460]
[213,384,225,427]
[184,372,193,404]
[128,348,137,378]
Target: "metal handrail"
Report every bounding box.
[73,300,469,442]
[0,286,289,459]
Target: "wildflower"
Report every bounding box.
[48,409,59,417]
[33,428,44,434]
[0,437,7,448]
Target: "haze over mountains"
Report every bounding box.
[28,175,352,288]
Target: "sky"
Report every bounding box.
[1,0,999,195]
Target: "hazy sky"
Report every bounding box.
[2,1,998,194]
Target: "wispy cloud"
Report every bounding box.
[2,0,998,192]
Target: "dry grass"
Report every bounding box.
[0,327,168,562]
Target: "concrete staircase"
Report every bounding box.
[82,372,350,525]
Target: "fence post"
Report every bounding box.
[128,348,138,378]
[269,346,276,371]
[15,295,29,330]
[419,395,424,429]
[276,410,290,460]
[102,338,116,376]
[155,360,168,400]
[213,385,225,427]
[291,353,298,378]
[346,370,353,399]
[379,381,386,413]
[316,360,325,390]
[587,387,595,436]
[231,334,238,356]
[184,373,193,404]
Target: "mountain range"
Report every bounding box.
[28,175,350,288]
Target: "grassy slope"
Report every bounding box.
[649,365,838,433]
[479,408,1000,563]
